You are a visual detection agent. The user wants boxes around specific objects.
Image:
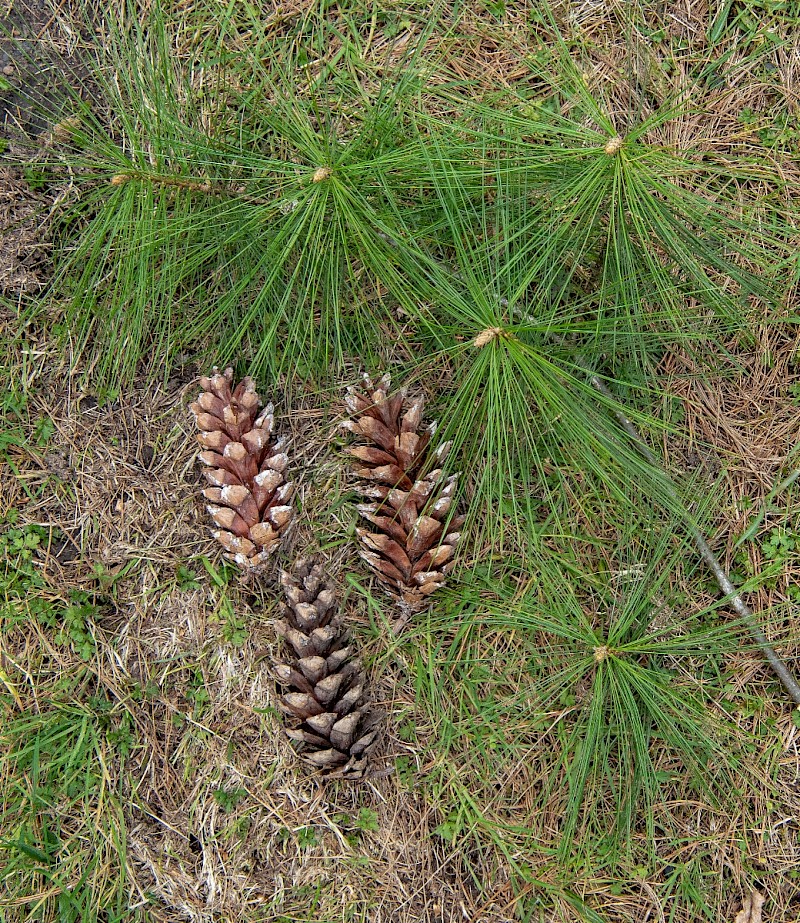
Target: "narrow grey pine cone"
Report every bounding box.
[273,558,382,779]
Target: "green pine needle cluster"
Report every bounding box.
[18,3,792,544]
[404,505,782,889]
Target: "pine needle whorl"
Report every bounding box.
[274,559,381,778]
[344,373,464,611]
[191,367,294,571]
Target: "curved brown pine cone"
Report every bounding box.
[190,367,294,571]
[273,559,382,778]
[343,373,464,611]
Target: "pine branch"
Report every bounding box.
[585,365,800,707]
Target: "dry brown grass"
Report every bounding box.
[658,321,800,612]
[0,164,50,295]
[0,313,520,921]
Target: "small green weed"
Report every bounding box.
[732,521,800,596]
[1,521,52,629]
[212,787,248,813]
[197,557,249,644]
[296,826,319,849]
[31,416,55,446]
[331,808,380,846]
[186,667,210,718]
[176,564,201,590]
[761,526,796,569]
[55,591,100,660]
[0,517,108,659]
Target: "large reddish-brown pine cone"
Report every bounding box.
[190,368,294,570]
[273,559,382,778]
[343,373,464,610]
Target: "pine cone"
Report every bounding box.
[344,373,464,611]
[190,368,294,570]
[273,559,381,778]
